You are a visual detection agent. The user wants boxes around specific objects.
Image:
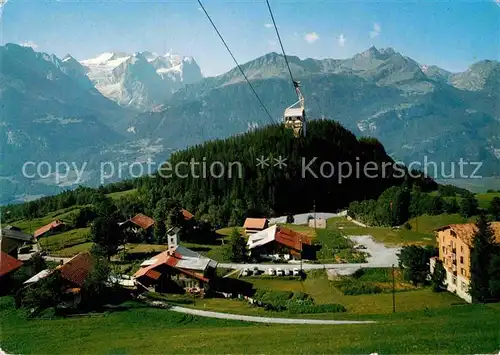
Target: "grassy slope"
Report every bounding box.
[40,227,90,251]
[1,295,499,354]
[476,192,500,209]
[10,206,86,233]
[106,189,138,200]
[50,242,93,257]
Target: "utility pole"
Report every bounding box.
[392,264,396,313]
[300,236,303,273]
[313,199,317,231]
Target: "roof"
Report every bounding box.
[435,222,500,246]
[243,218,268,230]
[276,226,312,251]
[23,269,52,284]
[167,227,181,236]
[129,214,155,230]
[284,107,304,117]
[133,246,217,282]
[0,226,32,242]
[56,252,93,287]
[182,209,194,220]
[0,251,23,277]
[34,220,65,239]
[247,225,278,249]
[247,225,311,251]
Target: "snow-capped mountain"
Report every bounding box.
[80,51,203,110]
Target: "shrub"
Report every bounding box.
[339,281,383,295]
[287,302,346,314]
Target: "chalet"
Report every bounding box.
[1,226,33,258]
[243,218,269,235]
[120,213,155,237]
[0,251,23,293]
[24,252,93,287]
[23,252,93,306]
[247,225,314,261]
[133,232,217,294]
[34,220,65,240]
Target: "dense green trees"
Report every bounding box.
[90,216,125,259]
[3,180,136,223]
[225,228,247,262]
[397,245,437,285]
[489,197,500,221]
[469,215,500,302]
[349,185,465,227]
[460,193,479,218]
[431,260,446,292]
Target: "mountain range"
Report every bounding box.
[1,43,499,204]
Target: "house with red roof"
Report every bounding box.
[243,218,269,235]
[24,252,93,288]
[133,231,217,293]
[246,225,314,261]
[0,251,23,293]
[33,220,66,240]
[119,213,156,240]
[23,253,94,305]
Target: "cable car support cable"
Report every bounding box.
[197,0,276,125]
[265,0,306,138]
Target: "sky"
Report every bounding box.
[1,0,499,77]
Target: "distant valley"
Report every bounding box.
[1,43,499,204]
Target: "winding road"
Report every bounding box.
[169,305,375,325]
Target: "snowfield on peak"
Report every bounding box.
[79,51,203,110]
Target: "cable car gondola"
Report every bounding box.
[284,80,306,138]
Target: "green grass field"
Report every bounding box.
[106,189,138,200]
[215,226,246,237]
[39,227,91,252]
[1,293,499,354]
[50,242,93,257]
[407,213,476,234]
[476,192,500,209]
[11,206,85,234]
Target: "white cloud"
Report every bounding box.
[20,41,38,49]
[264,23,273,28]
[370,22,381,38]
[268,39,277,47]
[337,34,346,47]
[496,0,500,7]
[197,7,203,11]
[304,32,319,44]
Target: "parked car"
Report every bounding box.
[253,267,260,275]
[267,268,276,276]
[293,268,301,276]
[276,268,284,276]
[242,268,251,276]
[284,269,292,276]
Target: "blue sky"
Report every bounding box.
[1,0,499,76]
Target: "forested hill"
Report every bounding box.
[137,120,436,226]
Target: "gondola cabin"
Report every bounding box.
[284,107,306,138]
